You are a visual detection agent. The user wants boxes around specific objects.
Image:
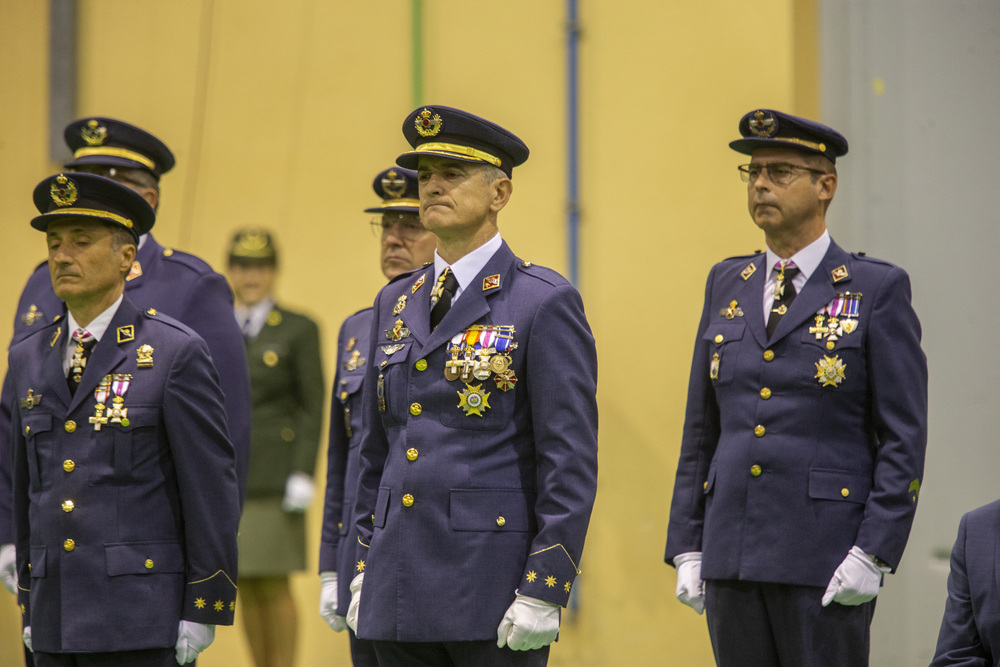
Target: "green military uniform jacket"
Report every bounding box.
[244,305,324,496]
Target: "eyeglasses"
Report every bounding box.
[370,216,428,241]
[738,162,827,186]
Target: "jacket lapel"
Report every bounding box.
[43,320,72,408]
[67,299,133,414]
[769,241,850,344]
[421,242,515,354]
[734,254,768,347]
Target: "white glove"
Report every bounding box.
[282,472,315,513]
[319,571,347,632]
[0,544,16,595]
[497,594,561,650]
[346,573,364,634]
[174,620,216,664]
[673,551,705,615]
[23,625,32,652]
[821,545,889,607]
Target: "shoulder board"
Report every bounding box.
[159,247,216,274]
[142,307,196,336]
[386,265,425,286]
[849,251,894,267]
[348,305,373,319]
[721,249,763,262]
[515,260,571,288]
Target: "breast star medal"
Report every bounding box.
[815,355,846,387]
[457,383,491,417]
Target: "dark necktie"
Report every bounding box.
[430,268,459,330]
[766,261,800,339]
[67,328,96,395]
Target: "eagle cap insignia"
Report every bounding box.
[50,174,78,207]
[415,108,443,137]
[748,110,778,138]
[382,169,407,198]
[81,119,108,146]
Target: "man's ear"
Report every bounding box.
[491,178,513,213]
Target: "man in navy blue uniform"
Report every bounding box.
[931,499,1000,665]
[344,106,599,666]
[318,166,437,666]
[0,118,252,595]
[664,109,928,665]
[8,172,240,665]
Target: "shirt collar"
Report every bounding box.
[765,230,830,281]
[67,294,124,343]
[433,232,503,296]
[234,296,275,338]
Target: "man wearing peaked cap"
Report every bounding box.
[346,107,598,666]
[318,166,436,667]
[8,172,240,665]
[0,118,252,601]
[665,109,927,665]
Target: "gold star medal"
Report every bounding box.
[457,383,491,417]
[814,355,846,387]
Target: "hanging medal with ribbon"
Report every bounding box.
[840,292,861,334]
[108,374,132,427]
[90,375,112,430]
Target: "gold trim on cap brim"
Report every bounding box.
[74,146,157,172]
[38,208,134,228]
[410,142,502,168]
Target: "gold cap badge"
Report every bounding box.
[415,108,443,137]
[81,119,108,146]
[50,174,78,207]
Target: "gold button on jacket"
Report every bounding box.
[402,494,415,507]
[64,420,77,433]
[750,465,762,477]
[406,448,419,461]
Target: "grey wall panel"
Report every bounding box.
[821,1,1000,664]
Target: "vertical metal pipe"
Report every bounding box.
[566,0,580,287]
[411,0,424,107]
[49,0,77,163]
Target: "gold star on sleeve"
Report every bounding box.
[564,581,572,593]
[19,604,25,615]
[357,560,366,572]
[214,600,224,611]
[545,576,557,588]
[230,601,236,611]
[195,597,206,609]
[526,570,537,583]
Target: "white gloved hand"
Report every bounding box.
[319,571,347,632]
[673,551,705,615]
[496,594,561,650]
[346,573,364,634]
[174,620,216,664]
[282,472,315,513]
[0,544,16,595]
[23,625,32,652]
[821,545,889,607]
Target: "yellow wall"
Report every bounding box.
[0,1,815,664]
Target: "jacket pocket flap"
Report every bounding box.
[373,486,391,529]
[29,545,47,578]
[450,489,537,532]
[105,541,184,576]
[22,412,53,435]
[808,468,871,504]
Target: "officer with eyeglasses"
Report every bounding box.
[665,109,928,665]
[318,166,436,666]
